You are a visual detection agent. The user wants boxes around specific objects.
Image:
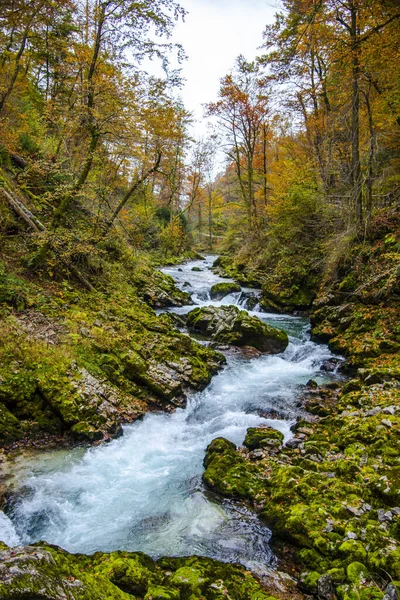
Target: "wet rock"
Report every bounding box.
[317,574,335,599]
[239,345,262,359]
[320,358,344,372]
[202,437,264,500]
[209,282,241,300]
[306,379,319,389]
[186,305,288,353]
[133,267,192,308]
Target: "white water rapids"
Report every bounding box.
[0,255,340,573]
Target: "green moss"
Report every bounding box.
[346,562,369,584]
[203,437,265,500]
[209,282,241,300]
[145,586,180,599]
[301,570,321,592]
[187,305,288,353]
[243,427,284,450]
[0,544,279,600]
[0,401,22,442]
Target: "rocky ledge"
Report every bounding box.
[0,542,281,600]
[0,265,224,446]
[186,305,288,353]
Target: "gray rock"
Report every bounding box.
[383,583,399,600]
[317,574,336,599]
[364,407,381,416]
[377,509,393,522]
[347,505,363,517]
[286,437,303,449]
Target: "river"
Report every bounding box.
[0,255,340,574]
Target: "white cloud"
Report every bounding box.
[175,0,277,129]
[146,0,279,137]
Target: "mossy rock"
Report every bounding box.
[202,437,264,500]
[144,586,180,599]
[244,427,284,450]
[186,305,288,353]
[0,401,22,442]
[301,570,322,593]
[0,543,280,600]
[346,562,369,585]
[209,282,241,300]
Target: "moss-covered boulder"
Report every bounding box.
[0,543,280,600]
[131,266,193,308]
[202,437,265,500]
[244,427,284,451]
[209,282,241,300]
[186,305,288,353]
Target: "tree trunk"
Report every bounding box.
[262,124,268,207]
[207,186,213,250]
[350,1,363,229]
[0,28,29,113]
[364,86,376,237]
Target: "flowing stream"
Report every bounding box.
[0,256,340,574]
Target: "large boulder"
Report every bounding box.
[186,305,288,353]
[209,282,241,300]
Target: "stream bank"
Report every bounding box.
[201,216,400,600]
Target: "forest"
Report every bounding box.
[0,0,399,599]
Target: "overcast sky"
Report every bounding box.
[160,0,280,136]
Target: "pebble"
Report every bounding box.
[250,450,264,460]
[285,438,303,449]
[341,410,360,417]
[377,509,393,522]
[382,406,396,415]
[346,531,357,539]
[383,583,399,600]
[364,407,381,416]
[381,419,393,428]
[346,505,363,517]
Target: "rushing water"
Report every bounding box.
[0,255,339,573]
